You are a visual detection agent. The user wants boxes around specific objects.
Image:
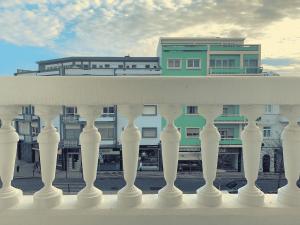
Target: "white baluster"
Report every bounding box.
[158,105,182,207]
[0,106,22,208]
[33,106,62,209]
[197,105,222,207]
[238,105,264,206]
[77,106,102,208]
[118,104,143,207]
[278,105,300,206]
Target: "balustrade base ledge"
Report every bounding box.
[0,194,299,225]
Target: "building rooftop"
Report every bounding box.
[159,37,246,45]
[37,56,159,65]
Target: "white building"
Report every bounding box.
[15,56,162,172]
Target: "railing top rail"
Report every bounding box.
[1,75,300,105]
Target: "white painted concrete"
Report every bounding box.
[0,195,300,225]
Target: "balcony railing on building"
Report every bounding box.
[0,76,299,225]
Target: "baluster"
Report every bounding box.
[278,105,300,206]
[197,105,222,206]
[238,105,264,206]
[158,105,182,206]
[77,106,102,207]
[0,106,22,208]
[33,106,62,208]
[117,104,143,207]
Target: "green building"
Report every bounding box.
[157,37,262,172]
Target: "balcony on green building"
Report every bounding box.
[210,44,260,52]
[208,67,263,75]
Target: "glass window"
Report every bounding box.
[118,65,123,68]
[218,128,234,139]
[263,126,271,137]
[92,64,97,69]
[265,105,273,113]
[145,64,150,69]
[65,129,81,140]
[143,105,157,116]
[105,64,110,68]
[187,59,201,69]
[142,128,157,138]
[186,106,198,114]
[249,59,258,67]
[210,59,215,67]
[216,60,222,68]
[186,128,200,138]
[65,107,77,115]
[103,106,115,115]
[98,127,115,140]
[132,65,137,68]
[168,59,181,69]
[229,59,235,67]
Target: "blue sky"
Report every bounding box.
[0,0,300,75]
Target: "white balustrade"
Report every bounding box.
[117,104,143,207]
[238,105,264,206]
[197,105,222,206]
[158,104,182,206]
[33,106,62,209]
[0,76,299,225]
[0,106,22,208]
[278,105,300,206]
[77,106,103,208]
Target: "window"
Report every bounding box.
[210,59,236,68]
[222,105,239,116]
[31,127,39,136]
[142,128,157,138]
[65,107,77,115]
[145,64,150,69]
[83,64,89,70]
[143,105,157,116]
[263,126,271,138]
[218,128,234,139]
[186,128,200,138]
[92,64,97,69]
[186,106,198,115]
[118,65,123,69]
[216,59,222,68]
[265,105,273,113]
[167,59,181,69]
[244,59,258,67]
[103,106,115,115]
[65,128,81,140]
[23,106,31,115]
[229,59,235,67]
[132,65,137,68]
[18,122,30,135]
[98,127,115,140]
[187,59,201,69]
[105,64,110,68]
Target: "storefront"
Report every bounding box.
[178,151,202,172]
[99,148,120,171]
[138,145,160,171]
[218,148,242,172]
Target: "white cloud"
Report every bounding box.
[0,0,300,74]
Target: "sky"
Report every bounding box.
[0,0,300,75]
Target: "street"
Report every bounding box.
[11,176,299,195]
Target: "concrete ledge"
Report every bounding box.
[0,194,299,225]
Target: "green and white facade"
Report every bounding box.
[157,37,262,172]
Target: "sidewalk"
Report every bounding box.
[14,160,284,180]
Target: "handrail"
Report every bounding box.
[1,76,300,105]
